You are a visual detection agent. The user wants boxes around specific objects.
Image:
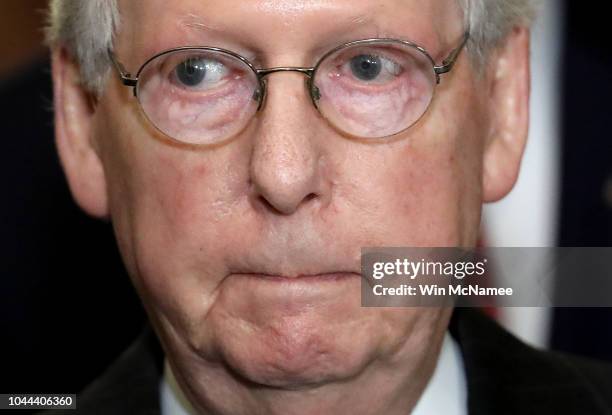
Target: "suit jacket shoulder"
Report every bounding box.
[450,308,612,414]
[41,328,163,415]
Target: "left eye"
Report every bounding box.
[347,54,402,82]
[174,57,229,89]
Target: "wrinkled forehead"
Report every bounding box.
[116,0,463,66]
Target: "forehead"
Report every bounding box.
[117,0,462,63]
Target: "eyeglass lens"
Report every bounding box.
[136,42,437,144]
[314,41,436,138]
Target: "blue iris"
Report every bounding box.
[176,58,207,87]
[350,55,382,81]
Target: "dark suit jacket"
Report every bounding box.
[44,309,612,414]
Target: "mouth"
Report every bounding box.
[231,272,361,283]
[218,272,362,314]
[211,270,364,322]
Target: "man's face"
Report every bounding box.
[54,0,529,410]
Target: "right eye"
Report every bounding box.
[347,53,402,83]
[173,57,229,90]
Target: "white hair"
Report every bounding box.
[46,0,537,94]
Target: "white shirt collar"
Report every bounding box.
[412,332,468,415]
[160,360,198,415]
[160,332,467,415]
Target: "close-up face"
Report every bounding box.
[52,0,530,412]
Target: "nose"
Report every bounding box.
[249,72,328,215]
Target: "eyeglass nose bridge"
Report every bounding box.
[252,66,320,112]
[257,67,314,77]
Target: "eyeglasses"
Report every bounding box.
[109,33,469,145]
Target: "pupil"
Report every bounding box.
[350,55,381,81]
[177,58,206,86]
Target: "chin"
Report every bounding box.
[208,311,380,389]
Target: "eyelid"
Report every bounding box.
[156,53,221,79]
[331,47,413,75]
[346,45,408,61]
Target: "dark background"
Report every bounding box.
[551,1,612,360]
[0,0,611,408]
[0,0,146,399]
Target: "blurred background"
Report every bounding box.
[1,0,611,405]
[0,0,146,398]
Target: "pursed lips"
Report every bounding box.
[229,272,361,282]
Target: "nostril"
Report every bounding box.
[304,193,317,202]
[255,192,319,216]
[257,195,283,215]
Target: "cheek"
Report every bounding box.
[333,104,483,247]
[97,107,253,337]
[136,153,240,288]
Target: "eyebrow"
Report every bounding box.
[179,11,378,37]
[181,13,226,33]
[346,13,375,27]
[175,11,438,60]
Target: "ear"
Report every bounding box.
[51,47,109,218]
[482,26,531,203]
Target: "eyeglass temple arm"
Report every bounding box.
[108,50,138,87]
[434,31,470,76]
